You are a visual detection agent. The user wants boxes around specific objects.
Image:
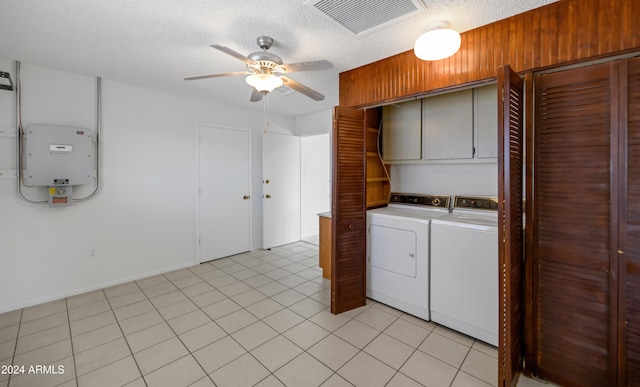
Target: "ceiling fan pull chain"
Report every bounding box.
[266,95,271,133]
[263,95,270,134]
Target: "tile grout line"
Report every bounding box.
[384,326,438,387]
[136,270,248,385]
[244,246,348,387]
[199,248,345,386]
[332,304,397,386]
[448,342,475,387]
[162,260,300,379]
[6,301,76,386]
[74,264,328,385]
[63,297,79,387]
[155,269,235,385]
[190,252,295,383]
[102,284,149,387]
[258,248,350,384]
[355,312,413,386]
[6,309,23,387]
[189,252,310,384]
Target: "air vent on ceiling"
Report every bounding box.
[305,0,426,37]
[272,85,295,97]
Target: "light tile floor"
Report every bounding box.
[0,242,506,387]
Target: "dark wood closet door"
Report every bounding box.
[621,56,640,386]
[497,65,525,387]
[533,62,618,387]
[331,106,367,314]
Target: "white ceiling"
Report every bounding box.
[0,0,557,117]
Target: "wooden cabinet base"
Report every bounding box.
[318,215,331,280]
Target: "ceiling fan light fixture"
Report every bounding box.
[414,21,461,61]
[245,73,283,93]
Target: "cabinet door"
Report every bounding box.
[532,61,616,387]
[622,56,640,386]
[331,106,367,314]
[498,65,524,387]
[422,89,473,160]
[381,100,421,161]
[476,84,498,158]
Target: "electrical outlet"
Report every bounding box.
[89,249,97,259]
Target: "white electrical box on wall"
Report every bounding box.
[24,124,93,186]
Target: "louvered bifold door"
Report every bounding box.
[533,62,617,387]
[331,106,367,314]
[497,65,525,387]
[621,56,640,386]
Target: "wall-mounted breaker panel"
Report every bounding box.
[24,124,93,187]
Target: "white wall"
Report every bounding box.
[390,162,498,197]
[295,109,331,136]
[0,59,296,313]
[296,109,332,242]
[300,134,330,241]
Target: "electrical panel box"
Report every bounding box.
[24,124,93,186]
[48,185,72,206]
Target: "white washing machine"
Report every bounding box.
[430,196,499,346]
[367,193,451,320]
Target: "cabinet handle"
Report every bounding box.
[243,195,250,200]
[265,194,271,199]
[348,224,354,230]
[409,253,415,258]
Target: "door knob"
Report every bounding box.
[243,195,250,200]
[265,194,271,199]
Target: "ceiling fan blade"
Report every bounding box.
[276,60,334,73]
[279,76,325,101]
[250,88,264,102]
[210,44,253,65]
[184,71,250,81]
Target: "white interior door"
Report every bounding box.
[198,125,251,261]
[263,133,300,249]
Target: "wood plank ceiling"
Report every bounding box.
[339,0,640,108]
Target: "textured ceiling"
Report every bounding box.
[0,0,557,117]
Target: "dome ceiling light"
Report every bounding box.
[414,21,461,61]
[245,73,283,93]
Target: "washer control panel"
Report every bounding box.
[454,196,499,211]
[389,193,451,209]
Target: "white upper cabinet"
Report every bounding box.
[381,99,422,161]
[422,89,474,160]
[380,84,498,163]
[475,84,498,158]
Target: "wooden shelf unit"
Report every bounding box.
[365,109,390,209]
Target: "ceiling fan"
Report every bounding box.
[184,36,333,102]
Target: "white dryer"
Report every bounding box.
[366,193,451,320]
[430,196,499,346]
